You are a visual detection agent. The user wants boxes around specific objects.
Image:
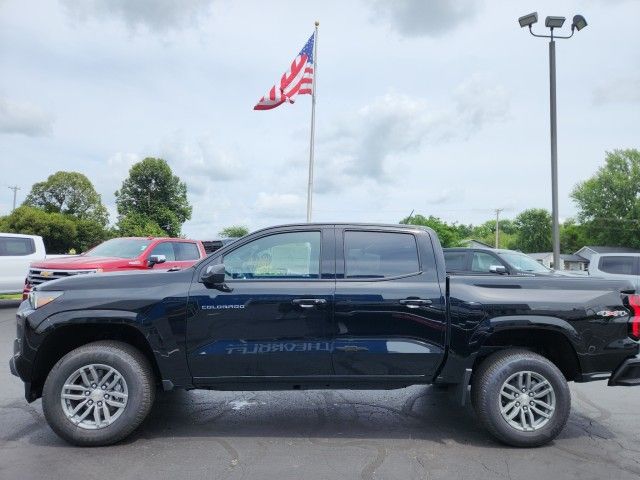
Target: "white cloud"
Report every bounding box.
[60,0,216,33]
[318,74,509,190]
[593,76,640,105]
[368,0,481,37]
[158,133,243,198]
[255,192,305,219]
[0,97,53,137]
[453,73,511,134]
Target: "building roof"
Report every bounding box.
[528,252,551,260]
[560,254,588,262]
[460,239,494,249]
[528,252,588,262]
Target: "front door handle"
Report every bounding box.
[292,298,327,308]
[399,298,432,309]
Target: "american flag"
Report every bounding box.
[254,32,315,110]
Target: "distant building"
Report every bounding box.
[528,252,588,271]
[528,246,640,271]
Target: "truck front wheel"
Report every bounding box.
[471,349,571,447]
[42,341,155,446]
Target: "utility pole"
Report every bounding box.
[494,208,504,248]
[8,185,20,211]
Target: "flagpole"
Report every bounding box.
[306,21,319,223]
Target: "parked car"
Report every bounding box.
[0,233,64,294]
[24,237,207,298]
[10,223,640,447]
[588,253,640,290]
[444,247,558,276]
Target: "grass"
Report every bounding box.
[0,293,21,300]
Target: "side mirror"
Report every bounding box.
[201,263,226,288]
[148,254,166,268]
[489,265,507,274]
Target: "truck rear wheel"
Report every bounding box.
[471,349,570,447]
[42,341,155,446]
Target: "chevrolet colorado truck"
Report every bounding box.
[24,236,207,298]
[9,223,640,447]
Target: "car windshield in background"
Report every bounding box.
[84,239,151,259]
[498,252,551,273]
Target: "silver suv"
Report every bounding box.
[588,253,640,289]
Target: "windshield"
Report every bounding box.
[84,238,152,259]
[498,252,551,273]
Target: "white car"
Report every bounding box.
[0,233,47,294]
[588,253,640,290]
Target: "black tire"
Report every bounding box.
[471,349,570,447]
[42,341,155,446]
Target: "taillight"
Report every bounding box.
[628,295,640,340]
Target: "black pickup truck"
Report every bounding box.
[9,223,640,447]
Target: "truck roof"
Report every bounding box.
[0,232,43,240]
[252,222,435,233]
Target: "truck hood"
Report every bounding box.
[36,268,193,294]
[30,256,142,270]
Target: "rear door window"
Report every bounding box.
[0,236,35,256]
[173,242,200,261]
[344,231,420,279]
[598,256,636,275]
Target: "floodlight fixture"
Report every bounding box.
[572,15,588,31]
[518,12,538,28]
[545,16,566,29]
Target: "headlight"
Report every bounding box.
[28,290,64,309]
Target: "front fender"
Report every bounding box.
[31,308,192,391]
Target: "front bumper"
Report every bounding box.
[608,355,640,386]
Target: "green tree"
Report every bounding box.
[400,214,461,247]
[0,206,77,253]
[560,219,588,254]
[219,225,249,238]
[116,212,167,237]
[115,158,192,237]
[75,219,111,252]
[512,208,552,253]
[23,171,108,226]
[571,149,640,248]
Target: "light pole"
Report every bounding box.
[518,12,587,270]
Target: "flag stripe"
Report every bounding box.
[254,32,315,111]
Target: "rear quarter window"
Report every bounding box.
[444,251,467,271]
[344,231,420,279]
[174,242,201,261]
[0,236,35,256]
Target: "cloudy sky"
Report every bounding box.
[1,0,639,239]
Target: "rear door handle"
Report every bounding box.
[292,298,327,308]
[399,298,432,309]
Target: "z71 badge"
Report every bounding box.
[596,310,627,317]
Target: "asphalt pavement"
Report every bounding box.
[1,303,640,480]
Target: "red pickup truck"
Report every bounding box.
[24,237,207,298]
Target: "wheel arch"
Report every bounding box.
[29,321,161,401]
[472,317,582,381]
